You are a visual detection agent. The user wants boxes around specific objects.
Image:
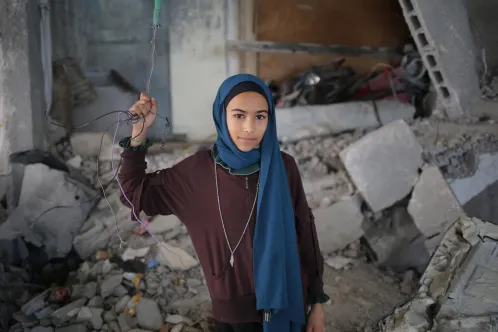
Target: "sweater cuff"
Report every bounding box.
[119,136,153,151]
[308,293,330,305]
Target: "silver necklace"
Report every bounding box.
[214,160,259,267]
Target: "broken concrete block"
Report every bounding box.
[0,164,96,259]
[375,99,416,126]
[155,242,199,271]
[449,152,498,206]
[312,194,364,253]
[73,222,112,260]
[408,165,466,251]
[340,119,423,212]
[377,217,498,332]
[147,215,181,234]
[364,207,430,274]
[70,132,114,158]
[276,100,415,142]
[136,298,163,331]
[100,274,123,298]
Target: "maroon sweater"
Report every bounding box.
[118,147,325,323]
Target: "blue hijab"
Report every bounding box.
[213,74,305,331]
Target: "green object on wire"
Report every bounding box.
[153,0,162,26]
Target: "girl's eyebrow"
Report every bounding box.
[230,109,268,113]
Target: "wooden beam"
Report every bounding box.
[238,0,258,75]
[227,40,402,60]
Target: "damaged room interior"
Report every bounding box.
[2,0,498,331]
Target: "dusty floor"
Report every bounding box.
[323,263,410,332]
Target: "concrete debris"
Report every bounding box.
[412,119,498,179]
[155,242,199,271]
[313,194,364,253]
[70,132,114,158]
[377,217,498,332]
[136,298,163,330]
[276,100,415,142]
[3,243,210,332]
[340,119,423,212]
[0,163,96,259]
[147,215,181,234]
[5,101,498,332]
[363,206,430,274]
[408,165,466,252]
[325,255,354,270]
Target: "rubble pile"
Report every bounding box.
[3,103,498,331]
[281,116,498,276]
[376,216,498,331]
[5,245,211,332]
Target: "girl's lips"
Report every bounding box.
[239,137,257,141]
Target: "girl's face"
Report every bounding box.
[225,92,269,152]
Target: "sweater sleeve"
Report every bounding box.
[117,137,195,221]
[283,153,329,305]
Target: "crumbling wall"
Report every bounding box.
[168,0,228,140]
[398,0,480,118]
[467,0,498,72]
[0,0,47,200]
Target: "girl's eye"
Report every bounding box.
[234,114,244,119]
[256,115,266,120]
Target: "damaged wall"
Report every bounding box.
[0,0,47,198]
[50,0,171,141]
[256,0,411,81]
[168,0,228,140]
[467,0,498,71]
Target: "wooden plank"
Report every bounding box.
[255,0,411,80]
[238,0,257,75]
[227,40,401,59]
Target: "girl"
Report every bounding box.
[118,74,328,332]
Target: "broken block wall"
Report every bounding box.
[398,0,480,118]
[467,0,498,71]
[0,0,47,199]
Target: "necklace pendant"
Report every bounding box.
[230,255,234,267]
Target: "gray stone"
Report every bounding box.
[12,311,38,328]
[54,324,88,332]
[21,289,50,315]
[87,296,104,309]
[31,327,54,332]
[313,194,364,253]
[408,166,466,252]
[84,282,98,299]
[108,321,120,332]
[136,298,163,331]
[450,152,498,205]
[103,310,117,323]
[147,215,181,234]
[112,285,128,298]
[100,274,123,298]
[51,298,87,325]
[115,295,131,314]
[165,314,193,325]
[276,100,415,142]
[186,278,202,288]
[89,308,104,330]
[169,292,210,310]
[340,119,423,212]
[77,262,91,283]
[155,242,199,271]
[34,305,58,320]
[73,222,112,260]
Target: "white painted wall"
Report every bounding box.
[168,0,230,140]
